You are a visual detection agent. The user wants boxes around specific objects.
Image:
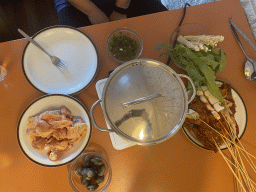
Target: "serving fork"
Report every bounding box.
[18,29,67,70]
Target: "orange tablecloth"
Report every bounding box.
[1,0,256,191]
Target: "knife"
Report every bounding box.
[229,18,256,52]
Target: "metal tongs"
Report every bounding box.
[229,18,256,52]
[229,18,256,80]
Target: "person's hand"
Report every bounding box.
[86,11,110,24]
[67,0,110,25]
[109,11,127,21]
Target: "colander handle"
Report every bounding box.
[90,99,114,133]
[178,74,196,104]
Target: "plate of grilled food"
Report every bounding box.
[182,81,247,151]
[17,94,92,167]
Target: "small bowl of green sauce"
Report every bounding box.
[106,27,143,63]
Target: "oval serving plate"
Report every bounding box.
[182,82,247,150]
[22,26,98,95]
[17,94,92,167]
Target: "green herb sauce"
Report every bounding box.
[109,32,139,61]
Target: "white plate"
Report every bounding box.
[22,26,98,95]
[17,95,92,167]
[182,83,247,150]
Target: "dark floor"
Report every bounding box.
[0,0,58,43]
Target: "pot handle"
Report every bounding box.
[90,99,114,133]
[178,74,196,104]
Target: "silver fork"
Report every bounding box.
[18,29,67,70]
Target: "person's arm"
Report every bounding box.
[109,0,131,21]
[115,0,131,9]
[67,0,110,24]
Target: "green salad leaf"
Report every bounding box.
[155,43,226,104]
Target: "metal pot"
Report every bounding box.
[90,59,196,145]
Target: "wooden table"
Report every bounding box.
[1,0,256,191]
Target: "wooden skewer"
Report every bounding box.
[240,146,256,173]
[188,99,256,191]
[219,136,256,191]
[219,113,256,184]
[234,148,243,192]
[222,151,249,178]
[199,118,256,161]
[227,121,256,174]
[222,150,256,191]
[223,140,249,186]
[213,140,247,192]
[218,119,256,191]
[249,176,256,187]
[233,144,247,192]
[221,126,242,192]
[216,138,256,191]
[233,138,256,174]
[218,120,256,191]
[221,113,256,175]
[222,136,254,191]
[222,101,243,192]
[201,115,256,191]
[220,129,253,188]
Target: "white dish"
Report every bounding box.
[182,82,247,150]
[17,95,92,167]
[22,26,98,95]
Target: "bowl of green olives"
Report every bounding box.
[69,152,112,192]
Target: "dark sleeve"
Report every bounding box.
[127,0,168,18]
